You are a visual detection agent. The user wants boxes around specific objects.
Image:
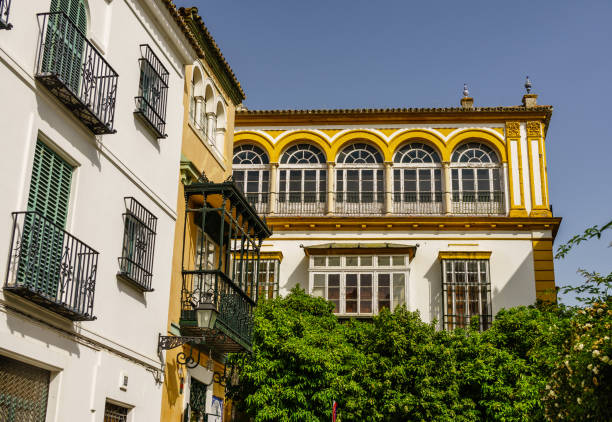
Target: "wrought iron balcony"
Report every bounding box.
[451,191,505,215]
[35,12,118,135]
[246,190,505,216]
[180,178,271,354]
[5,211,99,321]
[0,0,12,29]
[134,44,169,139]
[180,270,255,353]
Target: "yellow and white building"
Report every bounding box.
[234,92,560,329]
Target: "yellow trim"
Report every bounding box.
[505,121,527,216]
[447,243,479,246]
[445,129,507,162]
[234,131,276,160]
[231,251,284,261]
[532,239,556,302]
[526,121,549,215]
[388,129,446,160]
[331,130,391,161]
[270,237,546,241]
[438,251,492,260]
[274,130,332,162]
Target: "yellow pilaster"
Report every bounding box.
[505,122,528,217]
[526,121,552,217]
[532,239,557,302]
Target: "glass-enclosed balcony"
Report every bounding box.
[180,178,271,353]
[35,12,118,134]
[4,211,99,320]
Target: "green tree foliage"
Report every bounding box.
[227,221,611,421]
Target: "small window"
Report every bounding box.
[135,44,169,139]
[118,197,158,292]
[104,402,129,422]
[0,355,50,422]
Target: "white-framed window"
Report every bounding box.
[195,228,219,272]
[450,142,504,214]
[278,144,327,214]
[335,143,384,214]
[233,144,270,214]
[309,255,408,315]
[393,142,443,214]
[441,259,492,331]
[257,259,280,300]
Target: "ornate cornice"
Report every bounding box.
[526,121,541,137]
[505,121,521,138]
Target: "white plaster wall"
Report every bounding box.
[264,230,539,325]
[0,1,192,420]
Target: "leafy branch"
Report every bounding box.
[555,219,612,259]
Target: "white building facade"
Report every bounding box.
[234,99,561,329]
[0,1,197,420]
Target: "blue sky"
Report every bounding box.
[175,0,612,305]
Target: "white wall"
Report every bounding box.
[264,229,542,325]
[0,1,193,420]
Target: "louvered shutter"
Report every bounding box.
[19,140,73,296]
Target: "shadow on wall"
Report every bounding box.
[3,294,81,357]
[35,93,102,171]
[133,114,161,152]
[425,259,442,329]
[282,254,309,294]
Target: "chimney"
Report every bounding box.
[460,83,474,109]
[522,76,538,107]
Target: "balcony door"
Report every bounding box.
[19,140,73,298]
[42,0,88,94]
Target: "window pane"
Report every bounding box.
[346,256,358,266]
[392,256,405,266]
[328,274,340,313]
[360,256,373,266]
[360,274,372,313]
[378,273,391,310]
[312,274,325,297]
[378,256,391,266]
[328,256,340,266]
[392,273,405,309]
[313,256,326,267]
[346,274,358,313]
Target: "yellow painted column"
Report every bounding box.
[442,162,452,215]
[505,122,528,217]
[526,121,552,217]
[268,163,278,215]
[327,162,335,214]
[384,162,393,214]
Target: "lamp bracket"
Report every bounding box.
[157,334,204,356]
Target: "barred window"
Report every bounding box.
[103,402,129,422]
[442,259,492,331]
[118,197,157,291]
[0,355,50,422]
[0,0,13,30]
[135,44,169,139]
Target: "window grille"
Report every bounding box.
[0,355,50,422]
[118,197,157,291]
[310,255,408,315]
[0,0,12,29]
[189,377,208,420]
[135,44,169,138]
[441,259,492,331]
[103,402,129,422]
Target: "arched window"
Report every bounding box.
[44,0,88,93]
[214,101,226,152]
[451,142,504,214]
[278,144,327,214]
[392,143,443,214]
[336,143,384,214]
[189,67,206,137]
[233,145,270,214]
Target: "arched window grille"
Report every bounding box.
[233,145,270,214]
[450,142,504,214]
[278,144,327,215]
[392,142,443,214]
[336,143,384,214]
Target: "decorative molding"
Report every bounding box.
[505,121,520,138]
[526,121,541,137]
[438,251,492,260]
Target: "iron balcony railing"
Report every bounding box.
[4,211,99,321]
[452,191,505,215]
[0,0,12,29]
[246,191,505,216]
[35,12,118,135]
[134,44,169,139]
[180,270,255,352]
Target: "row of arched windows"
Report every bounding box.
[189,66,226,153]
[233,140,504,215]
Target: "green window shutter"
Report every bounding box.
[50,0,87,33]
[27,140,72,228]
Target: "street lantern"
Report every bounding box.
[195,294,217,330]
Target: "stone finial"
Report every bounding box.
[525,76,532,94]
[460,83,474,109]
[522,76,538,107]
